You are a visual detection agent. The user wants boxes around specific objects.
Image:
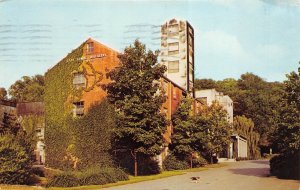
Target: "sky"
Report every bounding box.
[0,0,300,90]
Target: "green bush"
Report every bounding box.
[46,167,129,187]
[163,154,189,171]
[0,133,33,184]
[46,172,80,187]
[270,153,300,180]
[192,156,207,167]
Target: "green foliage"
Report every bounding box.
[162,154,189,171]
[105,40,167,175]
[71,100,116,169]
[270,63,300,180]
[0,87,7,100]
[194,79,217,90]
[20,115,44,151]
[270,153,300,180]
[0,112,19,135]
[0,132,34,184]
[44,42,84,169]
[46,167,129,187]
[8,75,45,102]
[170,97,230,164]
[233,116,260,159]
[192,156,208,167]
[170,97,194,159]
[193,103,231,162]
[196,73,284,149]
[46,172,80,187]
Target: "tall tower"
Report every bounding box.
[160,19,195,97]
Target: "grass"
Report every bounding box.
[0,163,227,190]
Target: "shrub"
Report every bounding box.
[46,172,80,187]
[163,155,189,171]
[192,156,207,167]
[0,133,33,185]
[46,167,129,187]
[270,153,300,180]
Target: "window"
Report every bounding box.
[168,50,179,56]
[73,72,86,88]
[168,61,179,73]
[73,101,84,117]
[87,42,94,53]
[168,42,179,55]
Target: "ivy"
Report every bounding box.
[45,42,85,169]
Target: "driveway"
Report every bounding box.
[103,160,300,190]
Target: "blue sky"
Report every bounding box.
[0,0,300,90]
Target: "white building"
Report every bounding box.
[195,89,248,160]
[195,89,233,123]
[160,18,195,97]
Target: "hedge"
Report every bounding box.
[46,167,128,187]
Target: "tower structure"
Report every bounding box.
[160,18,195,97]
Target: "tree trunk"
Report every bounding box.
[131,150,138,177]
[134,151,138,177]
[190,154,193,169]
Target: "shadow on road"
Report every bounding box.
[229,168,270,177]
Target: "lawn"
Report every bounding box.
[0,163,227,190]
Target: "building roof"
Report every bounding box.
[17,102,44,116]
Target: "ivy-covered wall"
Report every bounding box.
[44,42,84,169]
[44,39,120,169]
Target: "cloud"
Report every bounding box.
[194,29,254,79]
[198,30,251,61]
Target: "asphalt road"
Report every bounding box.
[102,160,300,190]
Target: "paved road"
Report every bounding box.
[103,160,300,190]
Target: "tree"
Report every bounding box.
[0,114,34,185]
[170,98,231,165]
[9,75,44,102]
[170,97,194,166]
[193,103,231,163]
[0,87,7,100]
[233,116,260,159]
[270,63,300,179]
[105,40,167,176]
[194,79,217,90]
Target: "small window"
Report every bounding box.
[168,61,179,73]
[87,42,94,53]
[73,101,84,117]
[73,73,86,88]
[168,42,179,51]
[168,50,179,55]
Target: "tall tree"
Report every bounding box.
[105,40,167,176]
[194,79,217,90]
[233,116,260,159]
[0,87,7,100]
[195,103,231,163]
[270,63,300,180]
[170,97,194,161]
[9,75,45,102]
